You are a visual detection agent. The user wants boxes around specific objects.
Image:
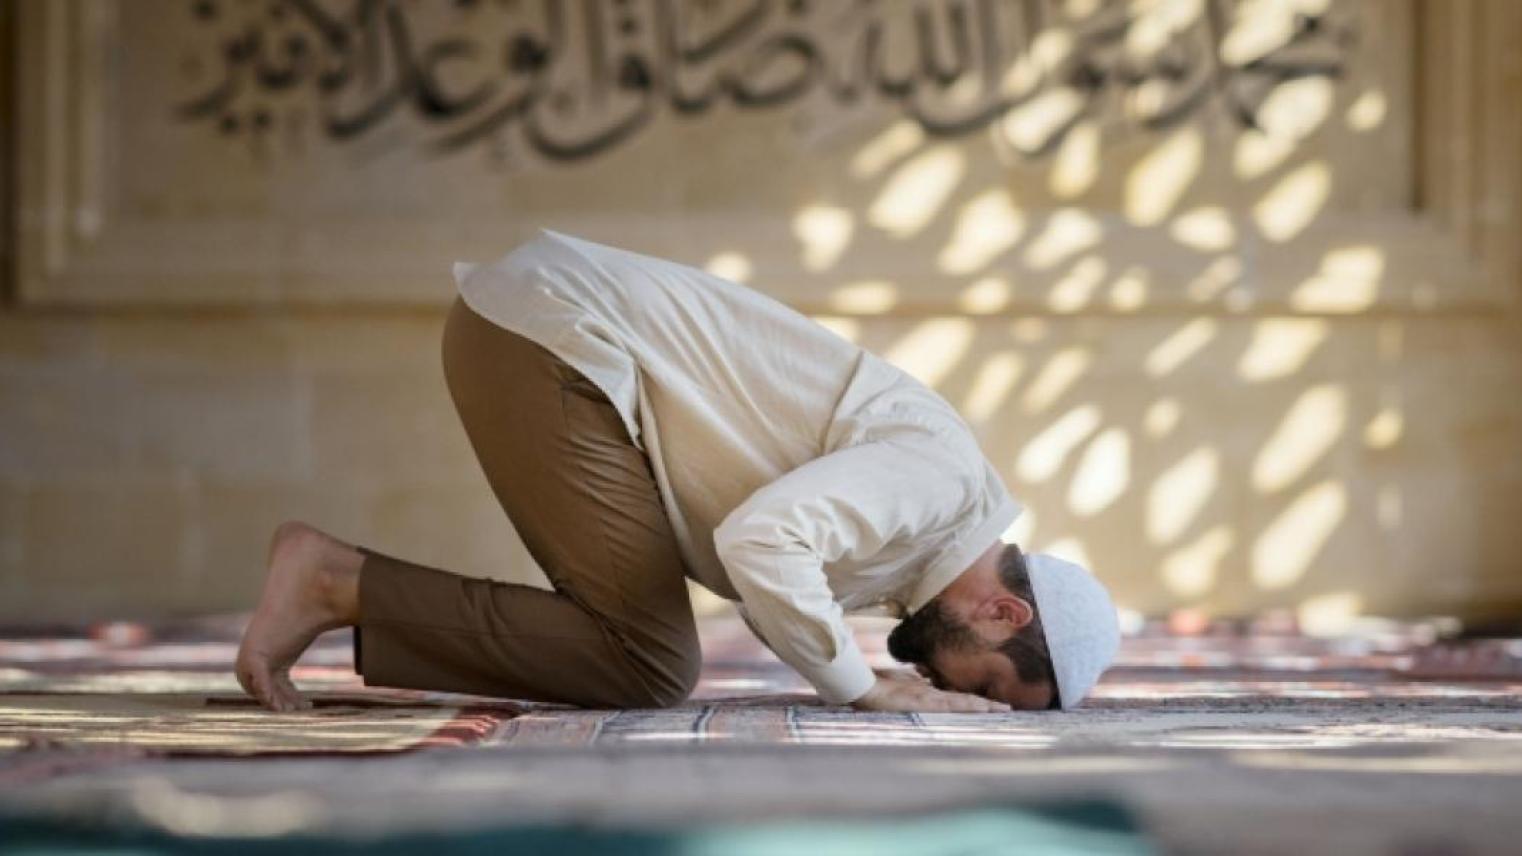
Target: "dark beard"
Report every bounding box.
[886,597,983,666]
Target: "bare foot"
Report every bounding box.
[235,520,362,712]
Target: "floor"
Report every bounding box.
[2,611,1521,854]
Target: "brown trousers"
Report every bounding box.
[352,296,702,708]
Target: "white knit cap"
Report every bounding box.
[1025,552,1120,710]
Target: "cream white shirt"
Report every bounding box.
[453,228,1021,704]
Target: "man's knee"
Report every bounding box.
[614,636,702,708]
[653,648,703,707]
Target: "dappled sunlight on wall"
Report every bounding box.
[1145,319,1219,378]
[1161,526,1235,598]
[1067,427,1131,516]
[940,190,1027,275]
[839,308,1434,619]
[882,319,977,388]
[703,251,755,285]
[956,277,1016,314]
[1238,319,1328,381]
[961,352,1026,424]
[827,280,900,314]
[868,145,967,239]
[1022,210,1105,272]
[1125,128,1203,226]
[1251,384,1347,493]
[8,0,1519,624]
[738,0,1518,623]
[792,205,855,273]
[1254,162,1332,242]
[1017,404,1103,484]
[1253,480,1348,590]
[1290,246,1385,312]
[1021,348,1093,414]
[1147,447,1219,546]
[1144,398,1182,439]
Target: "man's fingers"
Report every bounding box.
[856,675,1016,714]
[948,693,984,712]
[917,688,972,712]
[971,696,1011,713]
[928,689,1009,714]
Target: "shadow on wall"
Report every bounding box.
[7,0,1519,625]
[680,2,1518,627]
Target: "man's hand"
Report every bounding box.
[850,674,1012,713]
[870,664,927,683]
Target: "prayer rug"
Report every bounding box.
[4,611,1522,854]
[3,610,1520,760]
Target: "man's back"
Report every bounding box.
[456,229,944,583]
[453,229,1021,703]
[466,227,867,458]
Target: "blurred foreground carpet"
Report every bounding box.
[1,611,1521,854]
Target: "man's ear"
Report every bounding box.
[986,595,1034,631]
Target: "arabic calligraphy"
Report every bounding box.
[174,0,1357,163]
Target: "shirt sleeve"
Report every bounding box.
[711,434,977,705]
[735,603,784,660]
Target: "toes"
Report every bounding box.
[236,657,290,713]
[234,662,256,699]
[248,668,279,711]
[268,686,295,713]
[273,673,311,712]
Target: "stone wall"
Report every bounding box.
[2,0,1520,625]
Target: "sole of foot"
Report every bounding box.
[235,520,355,713]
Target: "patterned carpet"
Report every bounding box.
[3,610,1522,853]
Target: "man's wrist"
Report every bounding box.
[847,679,882,707]
[810,640,879,705]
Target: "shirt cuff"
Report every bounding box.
[808,635,879,705]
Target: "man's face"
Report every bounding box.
[919,646,1055,711]
[887,598,1057,711]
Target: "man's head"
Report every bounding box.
[887,542,1120,710]
[887,543,1058,710]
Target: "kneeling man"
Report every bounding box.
[237,228,1121,714]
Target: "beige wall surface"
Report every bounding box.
[3,0,1520,626]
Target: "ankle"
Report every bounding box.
[315,547,363,627]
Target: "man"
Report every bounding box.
[236,227,1121,714]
